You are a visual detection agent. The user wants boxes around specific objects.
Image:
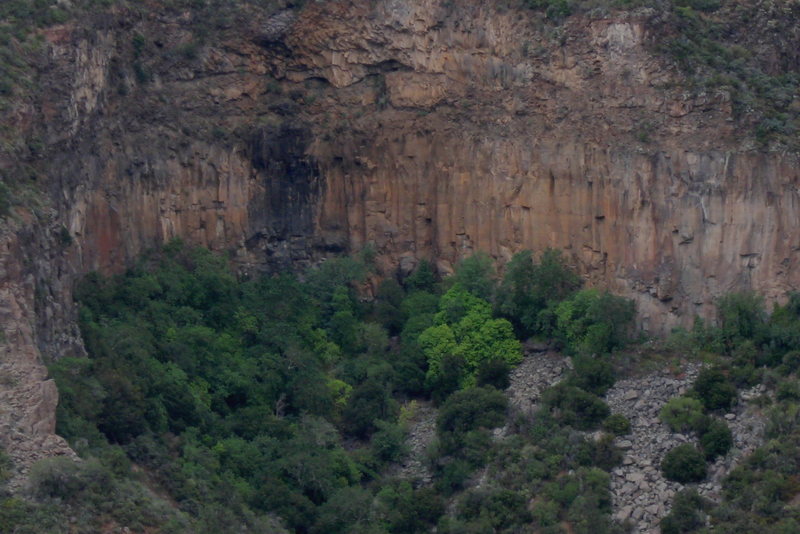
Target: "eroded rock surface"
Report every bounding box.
[0,218,78,491]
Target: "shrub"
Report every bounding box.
[660,397,705,433]
[342,378,398,438]
[590,433,623,471]
[554,289,635,355]
[370,420,407,464]
[662,444,707,483]
[776,379,800,402]
[541,384,610,430]
[437,387,508,434]
[692,367,737,412]
[531,499,560,527]
[377,483,444,533]
[459,488,531,530]
[569,355,616,396]
[421,286,521,394]
[660,489,708,534]
[452,252,497,301]
[699,418,733,460]
[782,350,800,373]
[717,292,767,348]
[311,486,374,534]
[435,459,472,496]
[374,278,406,334]
[476,358,511,390]
[602,414,631,436]
[404,259,438,292]
[427,353,467,405]
[28,457,111,500]
[495,249,580,336]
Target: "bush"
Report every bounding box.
[699,418,733,460]
[602,414,631,436]
[660,397,705,433]
[437,387,508,435]
[782,350,800,373]
[28,457,111,500]
[717,292,767,348]
[590,434,623,471]
[692,368,737,412]
[541,384,610,430]
[311,486,374,534]
[662,444,707,483]
[554,289,635,355]
[452,252,497,301]
[435,459,473,496]
[427,353,467,405]
[660,489,708,534]
[476,358,511,390]
[370,420,407,464]
[495,249,580,337]
[569,355,616,396]
[377,483,444,533]
[459,488,531,530]
[404,260,438,292]
[776,379,800,402]
[342,378,398,438]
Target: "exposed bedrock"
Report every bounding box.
[0,0,799,482]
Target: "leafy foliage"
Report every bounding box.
[692,367,737,412]
[420,285,521,397]
[602,414,631,436]
[660,396,705,433]
[554,289,635,355]
[662,444,708,484]
[660,489,708,534]
[39,244,642,532]
[496,248,581,337]
[540,383,610,430]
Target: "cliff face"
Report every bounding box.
[286,0,800,331]
[1,0,799,481]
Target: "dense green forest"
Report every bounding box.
[3,244,800,532]
[1,243,636,532]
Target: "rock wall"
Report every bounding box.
[26,0,800,331]
[0,0,799,484]
[0,215,79,491]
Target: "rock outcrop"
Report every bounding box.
[0,0,797,485]
[0,216,79,491]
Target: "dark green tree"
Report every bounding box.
[662,444,707,483]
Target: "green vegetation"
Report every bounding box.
[554,289,636,355]
[496,248,581,338]
[662,444,708,483]
[419,284,522,398]
[602,413,631,436]
[660,489,709,534]
[11,240,800,533]
[0,244,642,532]
[653,290,800,532]
[661,396,705,433]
